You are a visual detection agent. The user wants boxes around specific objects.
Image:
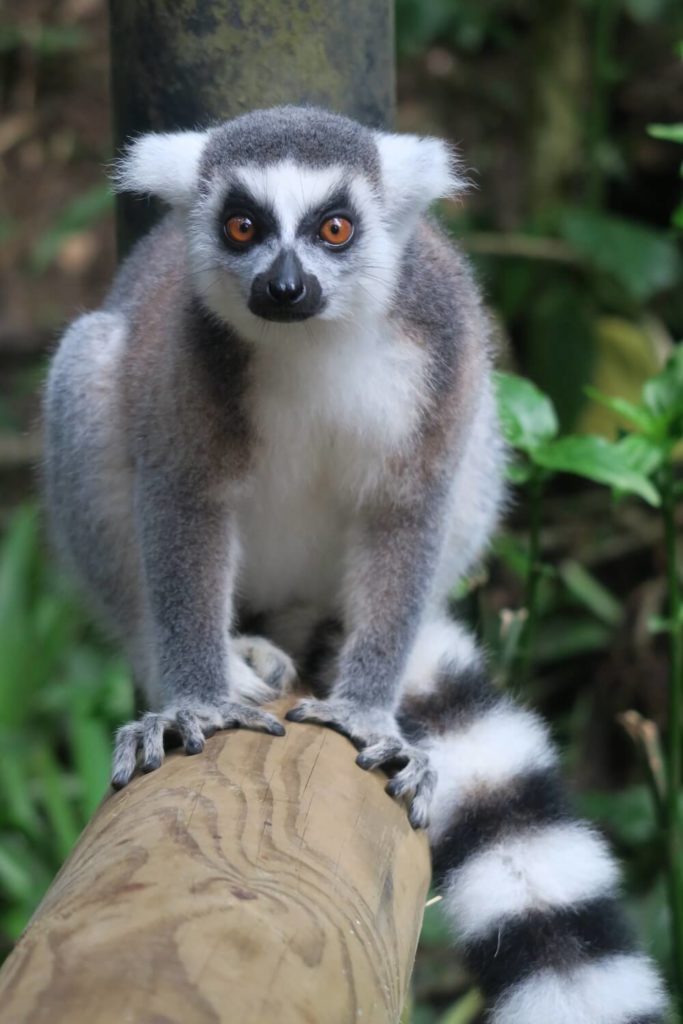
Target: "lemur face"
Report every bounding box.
[115,106,463,342]
[192,159,389,332]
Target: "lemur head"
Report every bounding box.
[115,106,464,340]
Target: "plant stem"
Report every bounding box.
[585,0,619,209]
[436,988,485,1024]
[518,473,544,689]
[662,459,683,1011]
[618,711,667,829]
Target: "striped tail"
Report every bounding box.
[398,623,667,1024]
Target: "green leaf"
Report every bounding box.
[584,386,656,434]
[532,435,661,505]
[557,207,682,301]
[648,614,671,635]
[534,616,613,662]
[504,459,533,485]
[648,606,683,634]
[648,123,683,145]
[435,989,484,1024]
[559,561,622,626]
[0,735,42,838]
[70,716,111,817]
[614,434,664,477]
[642,346,683,434]
[494,372,559,453]
[33,748,81,861]
[0,841,35,902]
[624,0,667,21]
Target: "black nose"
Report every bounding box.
[265,249,306,305]
[267,276,305,304]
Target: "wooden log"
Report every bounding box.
[0,699,430,1024]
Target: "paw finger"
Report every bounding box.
[386,762,436,799]
[226,705,286,736]
[388,765,436,830]
[141,713,166,773]
[407,767,437,829]
[285,700,328,725]
[176,710,205,755]
[111,722,142,789]
[356,738,405,771]
[408,792,433,830]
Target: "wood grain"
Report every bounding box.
[0,699,430,1023]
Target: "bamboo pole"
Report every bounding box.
[109,0,395,252]
[0,700,430,1024]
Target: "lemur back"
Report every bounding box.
[43,106,666,1023]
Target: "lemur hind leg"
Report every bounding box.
[396,615,666,1024]
[43,312,150,674]
[232,635,298,701]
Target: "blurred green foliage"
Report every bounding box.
[30,184,113,274]
[495,349,683,1011]
[397,0,683,433]
[0,24,90,56]
[0,508,132,955]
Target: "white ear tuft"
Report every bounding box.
[112,130,210,207]
[375,132,466,220]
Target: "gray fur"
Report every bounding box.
[199,105,381,186]
[43,105,503,799]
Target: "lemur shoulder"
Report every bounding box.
[43,106,666,1024]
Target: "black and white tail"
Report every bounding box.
[398,620,667,1024]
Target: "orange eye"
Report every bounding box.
[319,216,353,246]
[225,215,256,244]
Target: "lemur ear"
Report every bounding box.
[374,131,466,220]
[112,130,210,207]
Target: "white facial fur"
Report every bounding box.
[113,130,210,207]
[186,159,397,342]
[373,131,465,241]
[114,125,464,344]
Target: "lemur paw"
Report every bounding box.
[285,698,436,829]
[111,700,285,789]
[365,742,436,830]
[232,635,297,703]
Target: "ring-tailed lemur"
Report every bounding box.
[43,106,666,1023]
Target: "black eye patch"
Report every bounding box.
[219,184,278,244]
[296,188,361,247]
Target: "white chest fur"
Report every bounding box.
[234,322,428,612]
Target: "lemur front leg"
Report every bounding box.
[111,470,285,788]
[287,499,440,827]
